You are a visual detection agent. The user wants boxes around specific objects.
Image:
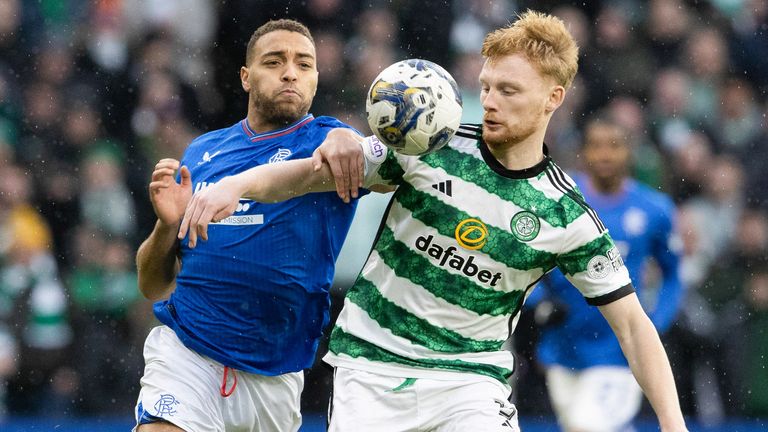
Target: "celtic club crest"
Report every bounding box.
[510,211,540,242]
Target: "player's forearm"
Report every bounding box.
[136,220,180,300]
[616,312,687,431]
[225,158,337,202]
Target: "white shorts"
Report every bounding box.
[329,367,519,432]
[546,365,643,432]
[134,326,303,432]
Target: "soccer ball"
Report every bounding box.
[366,59,463,156]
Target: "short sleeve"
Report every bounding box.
[361,136,408,188]
[556,225,634,306]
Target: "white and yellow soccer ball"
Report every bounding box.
[366,59,463,156]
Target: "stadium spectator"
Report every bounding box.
[79,151,137,238]
[0,0,28,76]
[586,5,655,103]
[683,155,745,265]
[449,0,513,55]
[0,165,74,417]
[739,267,768,417]
[644,0,692,69]
[741,101,768,210]
[648,68,695,153]
[68,229,145,414]
[310,29,348,115]
[666,131,714,204]
[682,27,729,128]
[699,209,768,324]
[711,77,761,153]
[728,0,768,93]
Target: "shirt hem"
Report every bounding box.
[323,353,512,394]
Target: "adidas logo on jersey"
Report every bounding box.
[431,180,452,197]
[415,235,502,287]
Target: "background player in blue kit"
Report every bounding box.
[133,19,361,432]
[532,119,684,432]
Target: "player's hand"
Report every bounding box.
[177,177,241,248]
[148,159,192,227]
[311,128,364,203]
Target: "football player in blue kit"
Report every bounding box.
[532,119,684,432]
[133,19,362,432]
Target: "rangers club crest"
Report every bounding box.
[154,394,179,416]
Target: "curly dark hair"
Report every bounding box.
[245,19,314,66]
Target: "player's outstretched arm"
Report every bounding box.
[178,157,339,247]
[599,294,688,432]
[311,128,365,202]
[137,159,192,300]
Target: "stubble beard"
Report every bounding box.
[483,121,537,149]
[251,90,311,127]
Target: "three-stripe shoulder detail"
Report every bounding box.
[543,164,606,233]
[455,124,482,139]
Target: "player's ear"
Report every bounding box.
[240,66,251,92]
[545,85,565,113]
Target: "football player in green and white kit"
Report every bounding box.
[178,10,688,432]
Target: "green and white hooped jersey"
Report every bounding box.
[324,124,633,387]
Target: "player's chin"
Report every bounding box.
[483,130,512,148]
[281,99,311,114]
[268,105,308,125]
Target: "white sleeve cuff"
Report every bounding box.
[361,135,387,179]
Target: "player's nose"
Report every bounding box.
[481,89,498,111]
[282,64,298,82]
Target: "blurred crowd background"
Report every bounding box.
[0,0,766,427]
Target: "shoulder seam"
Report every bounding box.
[544,165,606,233]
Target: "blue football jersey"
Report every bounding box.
[153,115,359,375]
[534,173,683,369]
